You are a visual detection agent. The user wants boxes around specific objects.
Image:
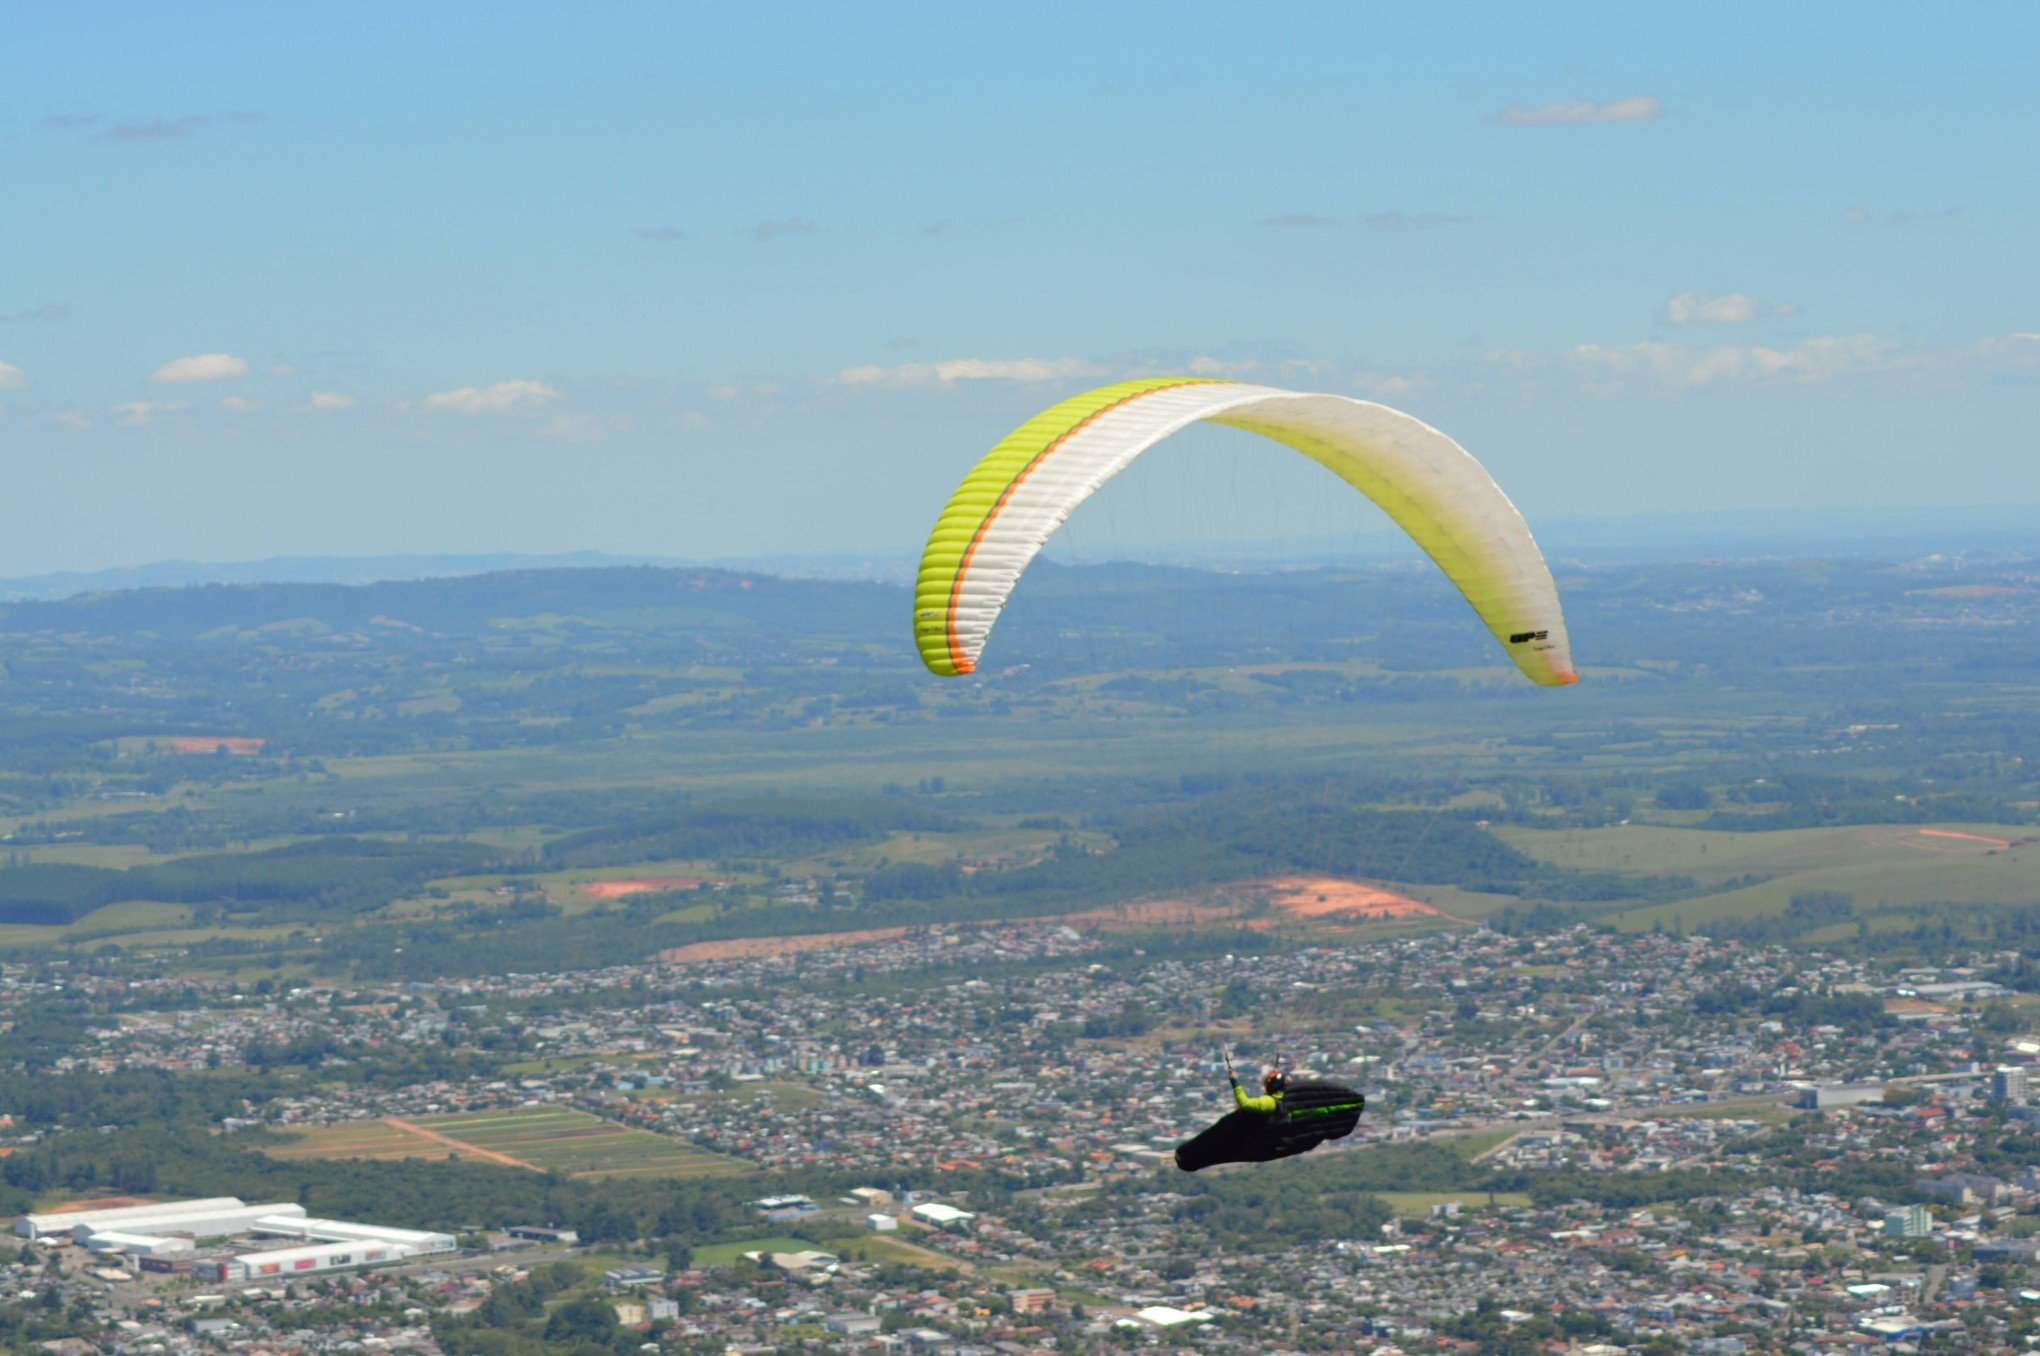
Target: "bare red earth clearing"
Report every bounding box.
[1263,875,1459,922]
[658,926,914,964]
[170,737,265,755]
[1917,829,2017,850]
[584,877,710,899]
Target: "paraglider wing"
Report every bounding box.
[1174,1079,1366,1173]
[914,377,1577,686]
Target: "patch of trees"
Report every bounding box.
[1690,981,1892,1033]
[0,1068,276,1128]
[1699,775,2034,832]
[434,1262,635,1356]
[1137,1157,1395,1254]
[1656,782,1713,810]
[0,997,95,1068]
[1107,1139,1494,1254]
[542,796,956,869]
[1439,1301,1617,1355]
[0,837,507,926]
[1701,890,1856,945]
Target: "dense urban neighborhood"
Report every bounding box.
[5,919,2040,1353]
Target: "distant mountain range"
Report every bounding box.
[2,505,2031,602]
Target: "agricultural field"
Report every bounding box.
[1496,821,2040,929]
[267,1107,748,1180]
[266,1118,503,1169]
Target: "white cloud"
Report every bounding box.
[307,390,358,411]
[149,352,249,383]
[0,361,27,389]
[1549,335,1898,390]
[112,400,188,425]
[706,381,785,401]
[1661,291,1798,325]
[751,218,819,242]
[270,362,299,377]
[218,395,258,413]
[0,303,69,324]
[1255,210,1470,231]
[423,379,562,414]
[838,357,1106,388]
[1843,205,1963,226]
[1363,211,1471,232]
[1495,96,1664,126]
[1355,373,1422,401]
[533,411,635,443]
[1257,212,1342,229]
[102,110,263,142]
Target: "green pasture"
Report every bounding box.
[691,1236,825,1267]
[1499,822,2040,930]
[1375,1190,1532,1218]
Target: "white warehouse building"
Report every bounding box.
[18,1197,250,1239]
[251,1216,455,1255]
[194,1231,445,1283]
[21,1196,454,1279]
[69,1202,304,1247]
[79,1230,195,1259]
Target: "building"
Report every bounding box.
[1884,1204,1933,1239]
[68,1201,462,1282]
[79,1231,193,1259]
[1010,1288,1056,1314]
[754,1194,818,1221]
[505,1225,580,1245]
[1918,1173,2006,1206]
[18,1198,254,1240]
[69,1202,305,1248]
[1993,1066,2030,1104]
[909,1202,975,1232]
[763,1250,838,1274]
[196,1238,413,1284]
[867,1213,898,1232]
[1795,1082,1884,1110]
[251,1216,455,1255]
[1130,1306,1215,1329]
[604,1265,664,1290]
[826,1312,882,1336]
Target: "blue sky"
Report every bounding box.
[3,2,2036,574]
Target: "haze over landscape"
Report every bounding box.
[1,6,2037,1355]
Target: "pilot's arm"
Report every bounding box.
[1233,1085,1280,1114]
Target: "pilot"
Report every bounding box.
[1233,1068,1287,1115]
